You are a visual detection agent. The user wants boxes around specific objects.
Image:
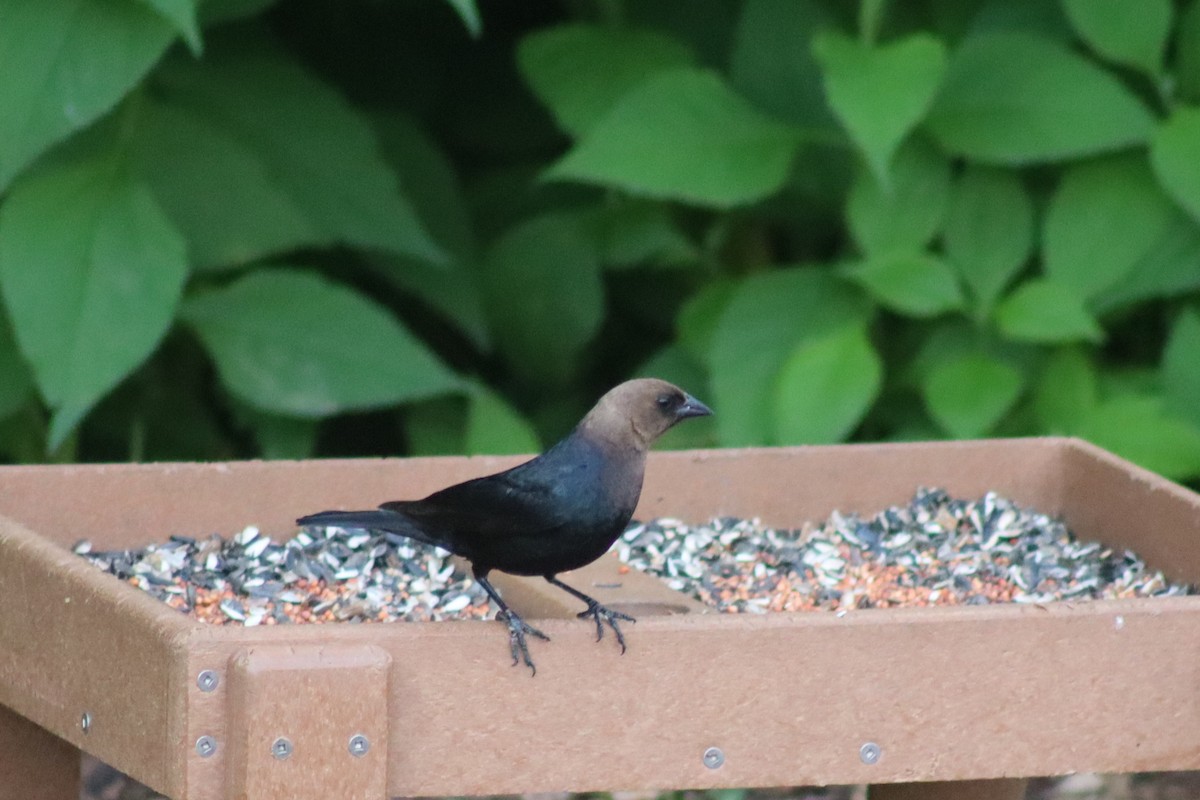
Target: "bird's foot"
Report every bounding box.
[497,610,550,676]
[577,601,636,653]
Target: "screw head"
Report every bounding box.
[702,746,725,769]
[859,741,881,765]
[272,737,293,760]
[80,712,92,734]
[197,670,219,692]
[348,734,370,757]
[195,736,217,758]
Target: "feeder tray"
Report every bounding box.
[1,438,1198,800]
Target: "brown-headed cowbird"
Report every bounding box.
[297,378,711,673]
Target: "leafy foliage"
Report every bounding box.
[0,0,1198,484]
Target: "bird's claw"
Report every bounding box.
[577,601,636,654]
[498,610,549,676]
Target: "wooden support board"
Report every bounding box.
[0,439,1198,799]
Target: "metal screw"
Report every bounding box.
[80,712,91,734]
[702,746,725,769]
[859,742,881,765]
[197,670,219,692]
[348,734,370,757]
[1114,615,1125,630]
[272,737,293,760]
[196,736,217,758]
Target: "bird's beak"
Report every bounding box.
[676,394,713,419]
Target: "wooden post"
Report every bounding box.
[0,704,80,800]
[869,778,1028,800]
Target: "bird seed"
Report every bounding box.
[618,487,1194,612]
[74,524,490,625]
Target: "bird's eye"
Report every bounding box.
[656,393,676,409]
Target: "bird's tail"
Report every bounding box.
[295,509,448,550]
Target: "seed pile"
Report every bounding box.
[74,525,490,625]
[619,487,1194,613]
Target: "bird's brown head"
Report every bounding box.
[580,378,712,451]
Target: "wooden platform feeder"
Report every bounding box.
[2,438,1199,800]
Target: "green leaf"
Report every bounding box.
[0,158,188,449]
[773,324,882,444]
[1150,107,1200,224]
[464,389,540,455]
[1061,0,1171,75]
[943,165,1033,311]
[994,279,1103,343]
[708,268,872,446]
[1178,1,1200,103]
[677,279,739,363]
[137,0,202,54]
[846,137,951,256]
[812,31,947,182]
[1033,348,1098,433]
[142,37,443,266]
[236,406,318,460]
[0,0,175,190]
[1076,395,1200,480]
[595,201,698,269]
[181,269,461,416]
[926,32,1155,164]
[1044,153,1179,301]
[481,212,604,385]
[843,253,965,317]
[0,309,33,420]
[518,25,695,138]
[1093,214,1200,312]
[546,68,802,208]
[444,0,482,38]
[730,0,837,128]
[923,353,1023,438]
[1163,307,1200,429]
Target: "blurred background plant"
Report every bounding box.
[1,0,1199,483]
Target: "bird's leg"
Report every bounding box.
[474,572,549,676]
[544,575,636,654]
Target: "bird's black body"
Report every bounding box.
[298,378,711,674]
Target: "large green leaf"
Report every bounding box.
[1061,0,1171,75]
[137,0,202,54]
[773,324,882,444]
[481,212,604,385]
[0,309,33,419]
[0,0,175,190]
[943,165,1033,311]
[141,37,442,267]
[518,24,695,138]
[1178,0,1200,103]
[1044,154,1179,301]
[1163,307,1200,429]
[1076,395,1200,480]
[843,253,965,317]
[1093,215,1200,312]
[1032,347,1098,433]
[846,137,951,256]
[812,31,947,182]
[0,158,188,448]
[922,353,1023,438]
[181,269,461,416]
[994,279,1103,343]
[546,68,802,208]
[1150,107,1200,224]
[926,32,1155,163]
[464,389,540,455]
[708,268,872,445]
[730,0,837,128]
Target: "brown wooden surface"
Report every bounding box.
[226,645,390,800]
[1,439,1199,799]
[0,703,80,800]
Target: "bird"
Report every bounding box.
[297,378,711,674]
